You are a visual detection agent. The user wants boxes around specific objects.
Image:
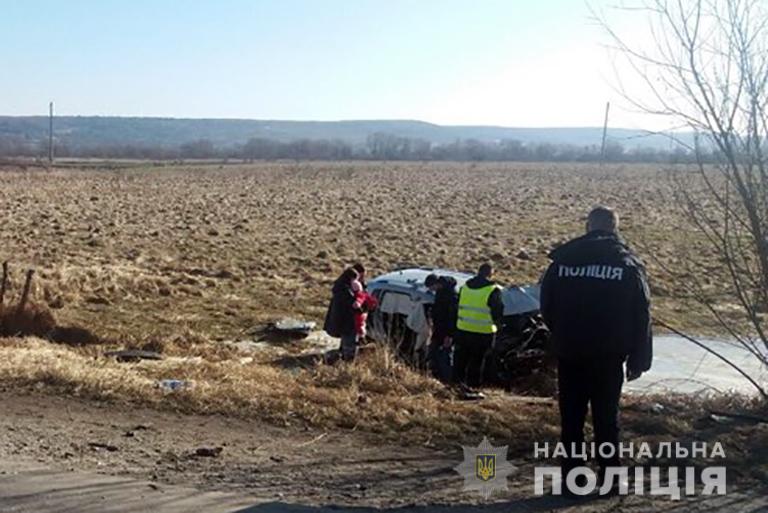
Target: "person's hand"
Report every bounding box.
[442,336,452,349]
[626,368,643,382]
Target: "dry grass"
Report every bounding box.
[0,336,559,451]
[0,161,762,459]
[0,161,730,340]
[1,335,764,481]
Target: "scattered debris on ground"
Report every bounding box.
[87,442,119,452]
[250,318,318,342]
[194,446,223,458]
[273,318,316,336]
[706,409,768,424]
[223,340,274,353]
[105,349,164,362]
[224,325,340,367]
[156,379,194,392]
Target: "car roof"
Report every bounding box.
[368,267,541,315]
[368,267,472,289]
[367,267,470,305]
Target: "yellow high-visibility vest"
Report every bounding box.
[456,284,501,334]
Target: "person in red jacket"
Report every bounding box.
[351,279,378,342]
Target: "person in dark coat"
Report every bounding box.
[540,206,652,491]
[425,274,458,382]
[453,263,504,393]
[323,267,360,361]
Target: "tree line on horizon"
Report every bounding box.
[0,131,699,163]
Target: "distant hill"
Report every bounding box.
[0,116,687,150]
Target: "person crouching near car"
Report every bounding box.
[425,274,458,383]
[351,278,378,347]
[323,267,360,361]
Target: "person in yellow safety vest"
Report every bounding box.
[453,262,505,395]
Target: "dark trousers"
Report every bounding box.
[427,337,453,383]
[558,356,624,472]
[452,331,493,387]
[339,333,357,361]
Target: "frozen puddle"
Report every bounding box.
[627,335,768,395]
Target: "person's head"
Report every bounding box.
[352,262,366,281]
[478,263,493,279]
[586,206,619,234]
[351,279,362,293]
[340,267,359,284]
[425,273,440,292]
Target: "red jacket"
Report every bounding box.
[353,291,378,336]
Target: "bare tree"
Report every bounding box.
[599,0,768,397]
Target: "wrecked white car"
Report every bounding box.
[366,267,554,391]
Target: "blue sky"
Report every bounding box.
[1,0,654,128]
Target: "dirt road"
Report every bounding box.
[0,392,766,512]
[0,459,254,513]
[0,392,480,509]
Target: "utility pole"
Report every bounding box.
[599,101,610,165]
[48,101,54,163]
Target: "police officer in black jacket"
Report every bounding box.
[540,207,652,488]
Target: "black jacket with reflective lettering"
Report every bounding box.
[540,230,652,372]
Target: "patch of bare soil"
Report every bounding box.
[0,392,766,511]
[0,391,473,507]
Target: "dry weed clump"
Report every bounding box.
[0,265,57,337]
[0,303,57,337]
[310,343,447,397]
[0,263,102,344]
[0,302,102,346]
